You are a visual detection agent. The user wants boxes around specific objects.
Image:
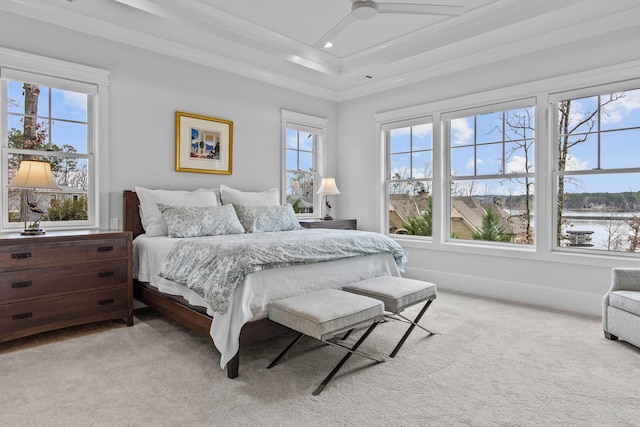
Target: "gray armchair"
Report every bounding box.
[603,268,640,348]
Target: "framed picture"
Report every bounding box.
[175,111,233,174]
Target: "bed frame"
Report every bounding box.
[123,190,291,379]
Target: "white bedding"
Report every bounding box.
[133,234,400,368]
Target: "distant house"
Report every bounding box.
[47,185,87,207]
[286,195,314,214]
[8,185,87,221]
[389,191,430,234]
[390,193,532,243]
[452,197,515,241]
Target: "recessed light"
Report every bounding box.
[323,42,333,49]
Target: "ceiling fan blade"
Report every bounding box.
[313,13,356,48]
[112,0,164,15]
[376,3,465,16]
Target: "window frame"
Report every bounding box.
[281,109,327,218]
[0,47,109,232]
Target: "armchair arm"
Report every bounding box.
[604,268,640,332]
[610,268,640,293]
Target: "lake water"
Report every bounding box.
[510,210,638,251]
[562,211,637,251]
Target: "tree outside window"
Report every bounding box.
[554,88,640,252]
[386,122,433,236]
[447,103,535,245]
[5,78,91,226]
[285,129,316,214]
[281,110,326,217]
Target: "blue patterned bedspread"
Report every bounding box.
[158,229,405,314]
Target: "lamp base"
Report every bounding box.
[21,229,45,236]
[322,215,334,220]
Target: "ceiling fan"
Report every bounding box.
[314,1,465,48]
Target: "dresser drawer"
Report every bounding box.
[0,259,128,302]
[0,238,127,269]
[0,287,128,336]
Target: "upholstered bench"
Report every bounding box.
[343,276,437,357]
[267,289,385,395]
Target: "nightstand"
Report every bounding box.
[299,218,357,230]
[0,230,133,343]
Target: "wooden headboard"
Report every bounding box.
[123,190,144,239]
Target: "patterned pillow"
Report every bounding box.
[157,204,245,238]
[135,187,218,237]
[234,204,303,233]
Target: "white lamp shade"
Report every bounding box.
[8,160,60,190]
[317,177,341,195]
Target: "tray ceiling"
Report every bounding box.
[3,0,640,101]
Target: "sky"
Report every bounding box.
[285,128,313,172]
[390,88,640,196]
[7,80,88,154]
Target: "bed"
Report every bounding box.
[123,189,404,379]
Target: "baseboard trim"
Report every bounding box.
[403,266,602,317]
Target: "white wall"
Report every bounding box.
[106,49,338,224]
[337,26,640,316]
[0,12,338,230]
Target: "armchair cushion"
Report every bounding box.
[609,291,640,316]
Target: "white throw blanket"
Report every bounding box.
[158,229,406,315]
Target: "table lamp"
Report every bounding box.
[8,159,60,235]
[317,177,341,220]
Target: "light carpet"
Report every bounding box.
[1,291,639,426]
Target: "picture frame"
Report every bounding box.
[175,111,233,174]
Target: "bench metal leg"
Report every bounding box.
[267,333,305,369]
[325,338,386,363]
[388,313,435,335]
[313,321,381,396]
[390,298,435,358]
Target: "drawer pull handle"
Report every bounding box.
[11,252,32,259]
[13,312,33,320]
[97,246,114,252]
[98,298,115,305]
[12,281,33,288]
[98,271,114,278]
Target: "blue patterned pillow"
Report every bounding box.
[157,204,245,238]
[234,204,303,233]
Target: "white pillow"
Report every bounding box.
[219,184,279,206]
[135,187,218,237]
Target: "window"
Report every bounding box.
[384,118,433,236]
[552,86,640,252]
[379,65,640,258]
[445,101,535,245]
[281,110,327,217]
[1,48,108,232]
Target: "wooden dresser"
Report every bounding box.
[0,230,133,343]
